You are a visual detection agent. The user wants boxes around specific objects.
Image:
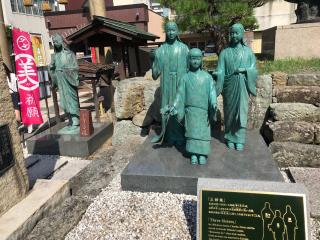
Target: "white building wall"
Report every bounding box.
[1,1,63,65]
[255,0,297,30]
[113,0,151,7]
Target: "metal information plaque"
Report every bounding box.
[200,189,308,240]
[0,124,15,176]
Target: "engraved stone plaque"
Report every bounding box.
[198,179,309,240]
[0,124,15,176]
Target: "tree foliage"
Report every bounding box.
[160,0,270,53]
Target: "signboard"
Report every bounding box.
[199,189,308,240]
[30,34,46,67]
[0,124,15,176]
[12,28,43,125]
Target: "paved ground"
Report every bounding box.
[23,135,320,240]
[20,92,320,240]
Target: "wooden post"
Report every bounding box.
[51,87,61,123]
[91,78,100,121]
[135,46,142,76]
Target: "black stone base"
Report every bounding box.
[121,130,284,195]
[26,122,113,157]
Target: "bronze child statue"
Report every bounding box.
[166,48,217,165]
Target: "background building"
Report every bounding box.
[4,0,66,65]
[253,0,297,53]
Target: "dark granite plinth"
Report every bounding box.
[121,130,284,195]
[26,122,113,157]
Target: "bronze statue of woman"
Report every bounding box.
[49,34,80,134]
[214,23,257,151]
[151,21,189,145]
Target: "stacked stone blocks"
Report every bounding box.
[267,72,320,167]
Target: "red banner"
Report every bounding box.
[13,28,43,125]
[91,47,97,64]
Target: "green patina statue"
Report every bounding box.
[214,23,257,151]
[151,21,189,145]
[167,48,217,165]
[49,34,80,135]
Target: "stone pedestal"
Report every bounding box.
[121,130,283,195]
[26,122,113,157]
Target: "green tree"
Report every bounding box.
[160,0,270,53]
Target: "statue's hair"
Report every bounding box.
[188,48,203,70]
[165,21,178,31]
[229,23,246,46]
[52,34,68,51]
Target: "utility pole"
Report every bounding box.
[0,0,12,72]
[89,0,106,18]
[88,0,107,63]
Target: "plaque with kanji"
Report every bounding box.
[0,124,15,176]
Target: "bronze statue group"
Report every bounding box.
[49,21,258,165]
[151,21,257,165]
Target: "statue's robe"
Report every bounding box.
[49,49,79,118]
[215,44,257,144]
[174,70,217,155]
[152,40,189,143]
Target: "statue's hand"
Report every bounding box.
[210,71,218,77]
[160,105,170,115]
[169,106,177,116]
[235,68,246,74]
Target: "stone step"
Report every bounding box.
[288,74,320,86]
[264,121,320,144]
[270,141,320,168]
[273,86,320,106]
[289,167,320,218]
[0,179,69,240]
[269,103,320,122]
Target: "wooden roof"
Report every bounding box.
[66,15,158,45]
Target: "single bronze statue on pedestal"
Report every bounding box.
[151,21,189,145]
[165,48,217,165]
[214,23,257,151]
[49,34,80,134]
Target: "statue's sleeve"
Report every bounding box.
[152,48,161,80]
[64,51,79,87]
[215,50,226,96]
[208,74,217,122]
[173,74,186,121]
[245,49,257,96]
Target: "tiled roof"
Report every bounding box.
[67,15,158,41]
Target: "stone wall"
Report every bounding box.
[0,57,29,216]
[265,72,320,167]
[112,74,160,146]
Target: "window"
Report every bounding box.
[10,0,58,15]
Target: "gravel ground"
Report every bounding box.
[65,169,320,240]
[65,174,197,240]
